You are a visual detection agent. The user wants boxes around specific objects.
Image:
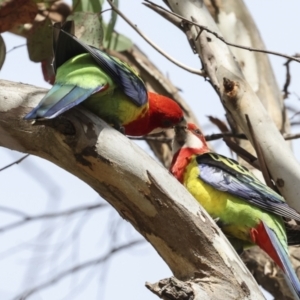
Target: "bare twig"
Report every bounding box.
[131,131,300,144]
[207,116,230,133]
[223,137,260,171]
[0,203,108,233]
[283,53,300,99]
[14,239,144,300]
[130,135,172,143]
[0,154,29,171]
[0,205,29,218]
[106,0,205,76]
[207,132,246,141]
[6,44,26,54]
[144,0,300,64]
[283,59,292,100]
[285,133,300,140]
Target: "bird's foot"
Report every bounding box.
[214,217,224,228]
[111,120,125,135]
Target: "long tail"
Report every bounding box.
[24,84,104,120]
[251,221,300,299]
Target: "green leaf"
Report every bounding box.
[72,0,104,13]
[27,18,52,62]
[0,34,5,69]
[67,12,103,48]
[105,0,118,49]
[102,22,133,52]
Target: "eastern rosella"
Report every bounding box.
[170,122,300,298]
[24,21,183,136]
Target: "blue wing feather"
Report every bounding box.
[24,84,103,120]
[197,153,300,221]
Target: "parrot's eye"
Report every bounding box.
[194,129,201,134]
[162,119,172,127]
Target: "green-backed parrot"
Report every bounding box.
[24,21,183,136]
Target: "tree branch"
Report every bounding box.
[14,239,144,300]
[164,0,300,212]
[0,79,264,299]
[144,1,300,64]
[106,0,205,76]
[0,203,107,233]
[0,153,29,171]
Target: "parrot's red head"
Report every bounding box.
[124,92,184,136]
[170,122,209,182]
[146,92,184,133]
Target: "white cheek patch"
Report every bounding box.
[186,133,204,149]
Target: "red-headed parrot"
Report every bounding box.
[170,122,300,298]
[24,21,183,136]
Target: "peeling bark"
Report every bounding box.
[165,0,300,213]
[0,79,264,299]
[242,246,300,300]
[203,0,290,172]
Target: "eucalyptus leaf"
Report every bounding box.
[67,12,103,48]
[72,0,104,13]
[0,34,5,70]
[102,22,133,52]
[105,0,118,49]
[103,31,133,52]
[27,18,52,62]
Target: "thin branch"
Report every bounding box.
[0,205,29,218]
[206,132,246,141]
[14,239,144,300]
[0,203,108,233]
[6,44,26,54]
[223,137,260,171]
[283,53,300,99]
[131,131,300,144]
[0,154,29,171]
[144,0,300,64]
[285,133,300,140]
[283,59,292,100]
[289,111,300,121]
[130,135,172,143]
[106,0,205,76]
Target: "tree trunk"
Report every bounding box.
[165,0,300,215]
[0,79,264,299]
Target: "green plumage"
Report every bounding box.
[24,21,148,127]
[57,54,114,89]
[54,54,147,125]
[171,123,300,297]
[184,155,288,251]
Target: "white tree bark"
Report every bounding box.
[165,0,300,211]
[0,79,264,299]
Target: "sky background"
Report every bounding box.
[1,1,300,299]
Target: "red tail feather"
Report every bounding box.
[250,221,284,270]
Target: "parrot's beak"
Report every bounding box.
[174,119,188,146]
